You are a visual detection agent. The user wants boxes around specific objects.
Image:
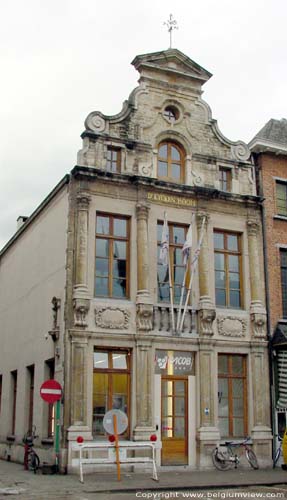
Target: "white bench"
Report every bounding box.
[72,441,159,483]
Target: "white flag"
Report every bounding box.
[182,224,193,266]
[159,214,169,267]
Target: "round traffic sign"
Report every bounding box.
[40,379,62,404]
[103,410,128,435]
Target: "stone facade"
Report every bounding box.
[0,49,272,471]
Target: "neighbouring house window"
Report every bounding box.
[45,359,55,438]
[157,222,188,303]
[158,141,184,183]
[11,370,17,435]
[276,181,287,217]
[214,231,242,308]
[219,167,232,192]
[27,365,34,433]
[218,354,247,437]
[93,349,130,437]
[106,147,121,173]
[0,375,2,414]
[95,214,129,298]
[280,250,287,318]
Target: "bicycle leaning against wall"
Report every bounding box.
[212,437,259,471]
[23,425,40,473]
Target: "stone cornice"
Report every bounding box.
[249,138,287,156]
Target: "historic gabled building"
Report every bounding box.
[250,118,287,459]
[0,49,272,470]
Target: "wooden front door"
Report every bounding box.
[161,377,188,465]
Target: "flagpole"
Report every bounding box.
[179,216,206,333]
[166,214,175,333]
[176,214,195,333]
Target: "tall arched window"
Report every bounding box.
[158,141,184,183]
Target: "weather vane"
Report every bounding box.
[164,14,178,49]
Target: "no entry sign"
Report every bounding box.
[40,379,62,404]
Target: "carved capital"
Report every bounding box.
[250,301,267,338]
[196,211,209,230]
[247,218,260,237]
[136,203,150,221]
[76,192,91,210]
[73,297,90,327]
[198,306,216,336]
[95,307,130,329]
[136,302,153,331]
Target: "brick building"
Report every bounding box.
[250,118,287,457]
[0,49,272,471]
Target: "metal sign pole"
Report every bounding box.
[113,414,121,481]
[54,400,61,472]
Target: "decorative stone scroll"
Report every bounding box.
[95,307,130,329]
[73,298,90,328]
[231,142,250,162]
[217,316,247,337]
[136,303,153,331]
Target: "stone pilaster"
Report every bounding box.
[136,203,153,331]
[73,193,91,327]
[197,340,220,467]
[250,344,272,466]
[197,212,216,336]
[247,218,267,338]
[133,341,155,440]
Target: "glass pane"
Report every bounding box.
[114,218,127,237]
[93,372,108,435]
[112,373,128,413]
[171,146,180,161]
[173,226,185,244]
[157,264,169,283]
[162,381,173,397]
[219,417,229,437]
[214,232,224,250]
[95,277,108,296]
[112,353,127,370]
[215,271,225,288]
[107,150,112,161]
[218,355,228,374]
[229,272,240,289]
[229,290,240,308]
[229,255,239,272]
[174,380,185,395]
[174,418,185,437]
[175,397,185,416]
[232,378,243,398]
[219,398,229,417]
[232,356,244,375]
[157,224,163,242]
[233,418,244,437]
[216,289,226,306]
[171,163,181,180]
[94,352,108,369]
[158,283,170,302]
[233,397,244,417]
[96,239,109,257]
[113,241,126,259]
[113,278,126,297]
[227,234,238,251]
[174,266,184,284]
[113,260,126,279]
[215,253,225,270]
[218,378,229,417]
[158,161,168,177]
[95,258,108,277]
[96,216,109,235]
[159,144,168,158]
[162,417,173,437]
[173,248,182,264]
[174,285,183,303]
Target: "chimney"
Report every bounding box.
[17,216,28,230]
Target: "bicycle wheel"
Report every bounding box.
[211,447,232,471]
[273,446,281,468]
[246,448,259,469]
[28,452,40,473]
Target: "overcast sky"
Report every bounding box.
[1,0,286,249]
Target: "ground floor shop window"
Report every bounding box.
[93,349,130,437]
[218,354,247,437]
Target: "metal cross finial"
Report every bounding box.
[164,14,178,49]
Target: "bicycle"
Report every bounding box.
[23,425,40,473]
[273,435,282,468]
[212,437,259,471]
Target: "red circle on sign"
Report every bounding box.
[40,379,62,404]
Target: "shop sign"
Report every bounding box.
[154,350,195,375]
[147,192,195,208]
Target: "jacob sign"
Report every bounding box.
[155,350,195,375]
